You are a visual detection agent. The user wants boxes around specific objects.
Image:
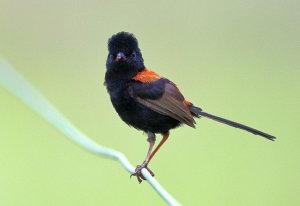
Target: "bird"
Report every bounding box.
[104,31,276,183]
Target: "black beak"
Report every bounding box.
[116,52,125,62]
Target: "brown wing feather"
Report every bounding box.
[136,82,196,127]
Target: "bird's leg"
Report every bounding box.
[131,132,156,183]
[131,131,170,183]
[149,131,169,162]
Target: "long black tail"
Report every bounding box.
[190,106,276,141]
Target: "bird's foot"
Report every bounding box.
[130,162,154,183]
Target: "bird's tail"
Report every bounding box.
[190,105,276,141]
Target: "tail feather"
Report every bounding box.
[190,106,276,141]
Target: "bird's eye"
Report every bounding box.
[131,52,136,58]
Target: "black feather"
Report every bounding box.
[190,105,276,141]
[108,31,140,55]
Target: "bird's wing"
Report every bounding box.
[129,74,195,128]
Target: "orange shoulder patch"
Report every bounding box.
[132,68,161,83]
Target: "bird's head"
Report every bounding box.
[106,32,144,72]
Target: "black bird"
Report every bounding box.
[104,32,276,183]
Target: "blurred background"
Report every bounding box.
[0,0,299,205]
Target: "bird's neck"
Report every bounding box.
[105,66,145,93]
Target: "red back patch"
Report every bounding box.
[183,99,192,107]
[132,68,161,83]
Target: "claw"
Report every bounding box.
[130,163,155,183]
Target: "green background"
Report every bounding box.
[1,0,299,205]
